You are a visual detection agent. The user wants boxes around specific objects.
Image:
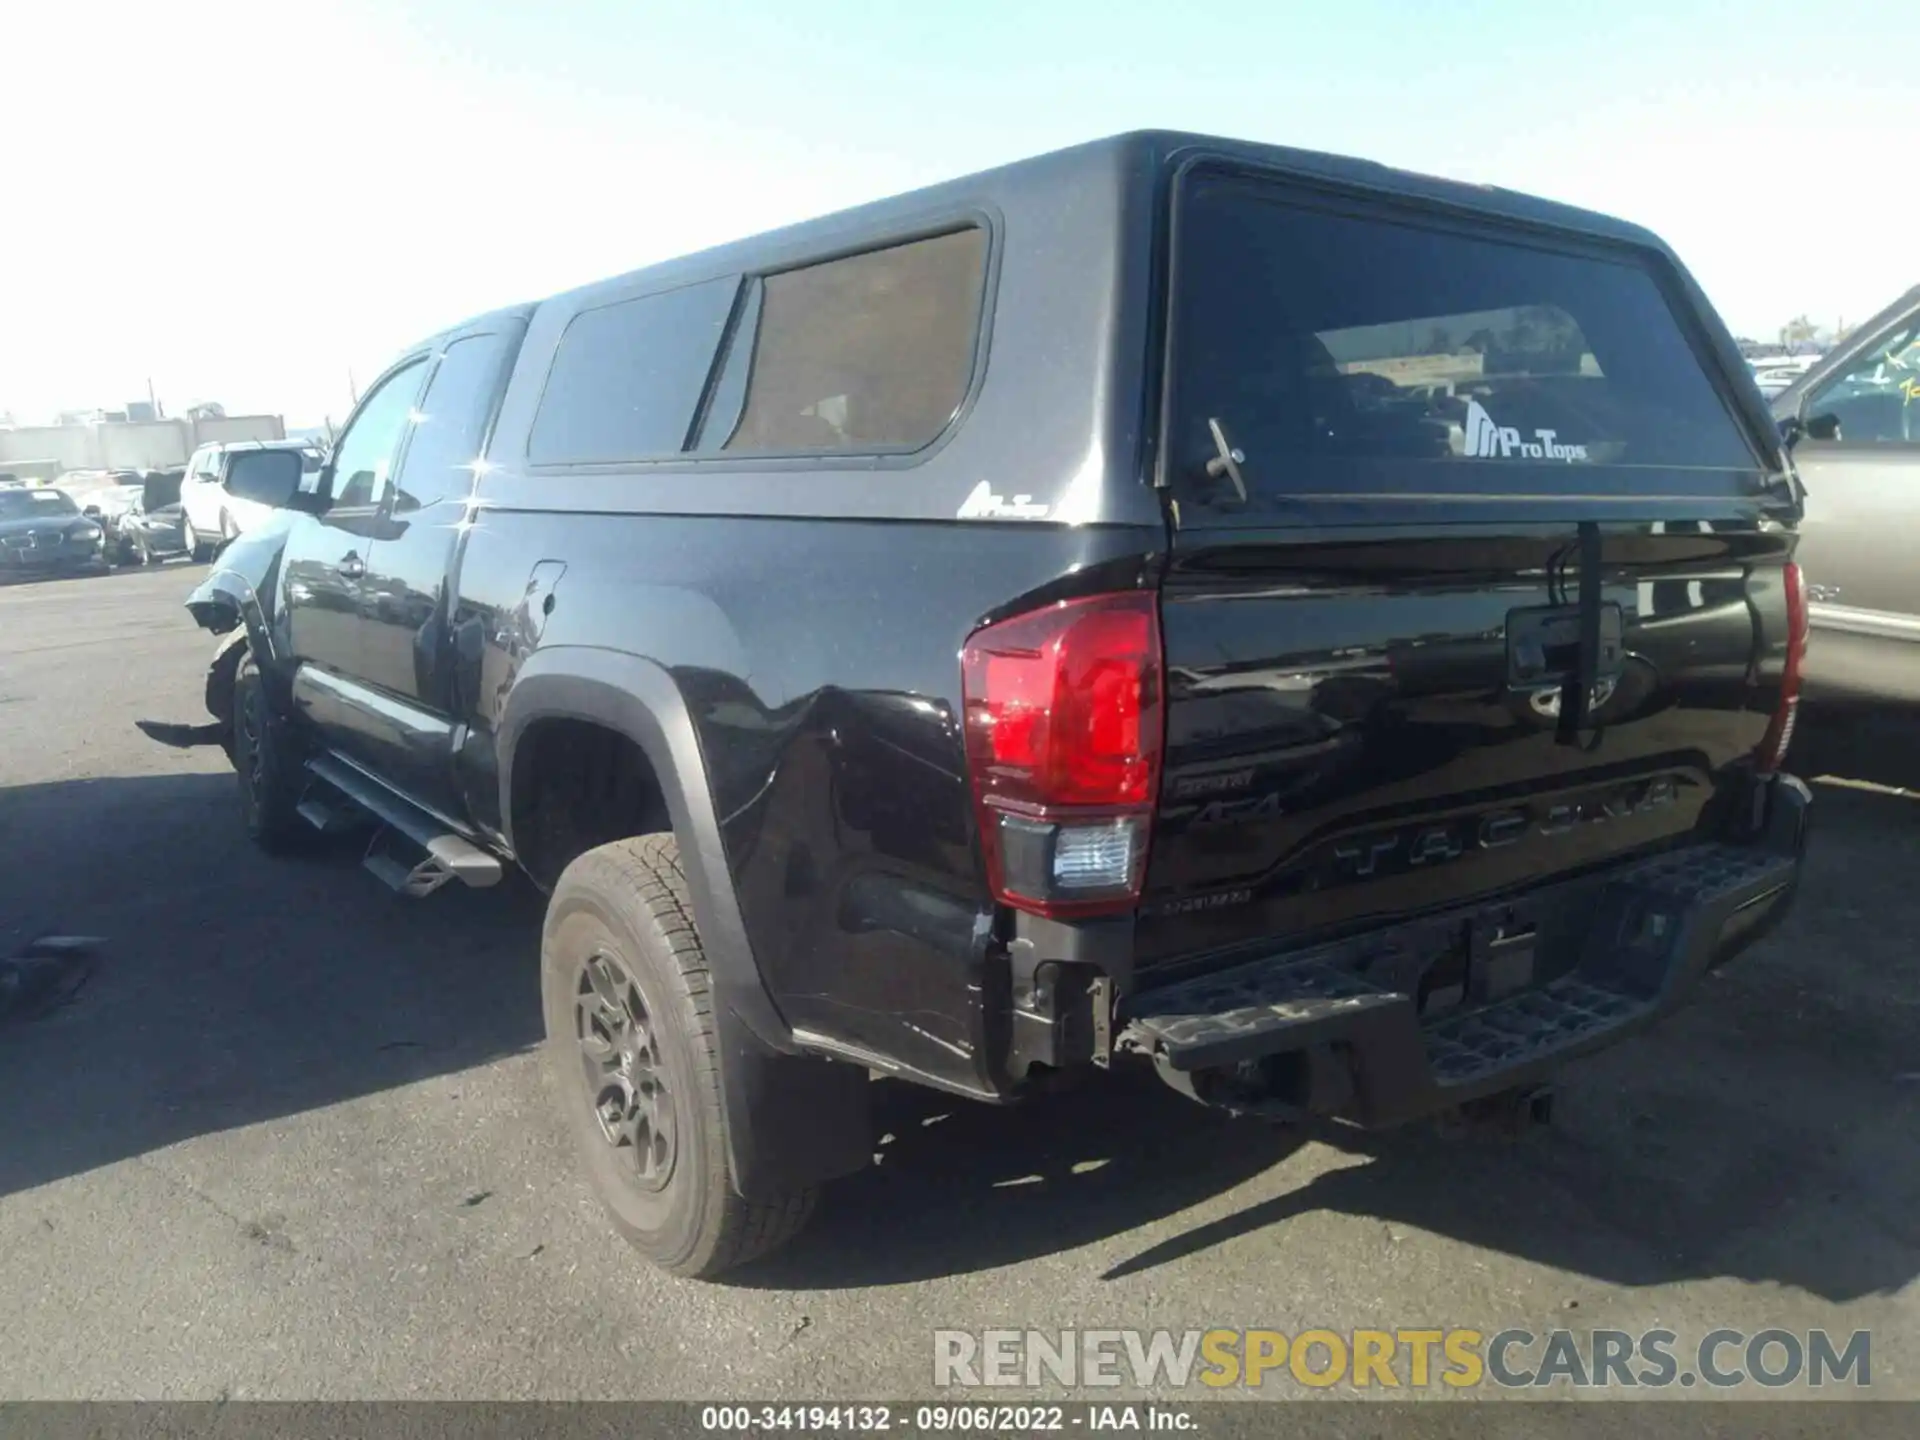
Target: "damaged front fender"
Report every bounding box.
[185,527,288,664]
[143,529,291,763]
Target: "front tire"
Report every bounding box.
[541,834,817,1278]
[231,652,307,853]
[182,515,209,562]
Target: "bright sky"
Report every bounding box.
[4,0,1909,427]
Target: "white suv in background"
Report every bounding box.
[178,441,324,559]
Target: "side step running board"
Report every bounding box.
[295,794,365,836]
[363,830,486,898]
[303,753,504,896]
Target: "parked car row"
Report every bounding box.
[0,439,329,581]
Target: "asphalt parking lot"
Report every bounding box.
[1,563,1916,1404]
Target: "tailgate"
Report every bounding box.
[1139,163,1797,972]
[1137,524,1789,968]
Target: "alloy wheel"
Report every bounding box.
[574,951,675,1191]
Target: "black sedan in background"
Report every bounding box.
[0,487,109,579]
[88,468,191,564]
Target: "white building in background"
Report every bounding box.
[0,411,286,475]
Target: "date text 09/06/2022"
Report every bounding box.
[700,1405,1192,1432]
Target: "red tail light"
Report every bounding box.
[1756,560,1808,774]
[961,592,1164,918]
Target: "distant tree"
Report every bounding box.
[1779,315,1819,348]
[1510,304,1580,349]
[1476,305,1584,372]
[1502,310,1543,353]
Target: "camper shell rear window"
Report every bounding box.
[1165,168,1757,516]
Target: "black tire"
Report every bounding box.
[219,509,237,545]
[231,652,307,854]
[541,834,817,1278]
[182,515,208,562]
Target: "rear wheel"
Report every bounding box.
[541,834,817,1278]
[219,509,237,544]
[231,652,307,854]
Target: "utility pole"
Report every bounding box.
[347,368,359,406]
[146,377,159,418]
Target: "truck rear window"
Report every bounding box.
[1167,171,1755,511]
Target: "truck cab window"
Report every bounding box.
[331,360,429,508]
[389,335,512,510]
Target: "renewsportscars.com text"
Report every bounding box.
[932,1328,1872,1391]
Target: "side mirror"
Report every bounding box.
[1804,412,1842,442]
[294,460,332,510]
[224,450,306,509]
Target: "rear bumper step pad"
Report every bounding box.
[1117,802,1806,1127]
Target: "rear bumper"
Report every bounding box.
[1117,773,1810,1127]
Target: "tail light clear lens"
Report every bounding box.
[1756,560,1808,774]
[961,592,1164,917]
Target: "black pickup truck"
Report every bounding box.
[164,131,1811,1278]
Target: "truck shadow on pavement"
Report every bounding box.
[1794,704,1920,796]
[3,763,1913,1306]
[0,769,545,1203]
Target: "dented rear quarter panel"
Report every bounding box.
[452,507,1165,1095]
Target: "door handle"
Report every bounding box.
[340,553,366,580]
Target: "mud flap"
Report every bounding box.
[719,1015,876,1201]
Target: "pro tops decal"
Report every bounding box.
[1461,399,1590,462]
